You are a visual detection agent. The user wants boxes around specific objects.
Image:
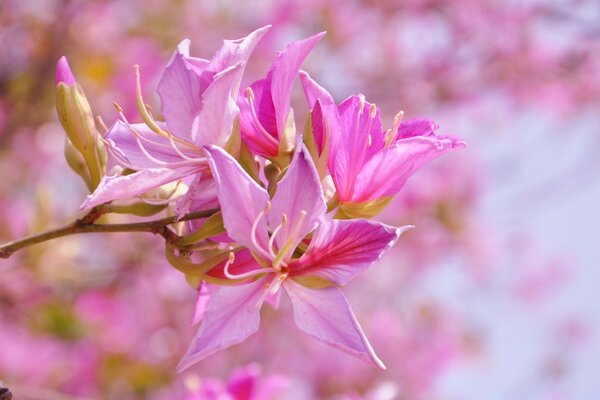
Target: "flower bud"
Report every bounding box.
[55,56,104,189]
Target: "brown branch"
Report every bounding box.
[0,207,218,259]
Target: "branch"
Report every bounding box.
[0,207,218,259]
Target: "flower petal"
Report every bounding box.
[269,32,325,135]
[157,39,204,141]
[395,118,439,139]
[268,146,326,255]
[177,277,269,372]
[291,219,405,286]
[238,78,279,157]
[80,167,195,210]
[352,135,467,202]
[206,25,271,88]
[105,120,198,169]
[203,145,270,253]
[283,280,386,369]
[192,62,243,147]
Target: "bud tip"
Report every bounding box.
[56,56,75,85]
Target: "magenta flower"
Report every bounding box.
[300,71,466,217]
[237,32,325,158]
[81,26,270,210]
[177,144,410,372]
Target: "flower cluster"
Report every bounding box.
[55,26,465,372]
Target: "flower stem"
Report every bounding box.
[0,206,218,259]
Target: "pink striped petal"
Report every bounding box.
[284,280,386,370]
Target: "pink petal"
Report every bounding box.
[330,95,383,201]
[105,120,196,169]
[177,277,270,372]
[291,219,406,286]
[192,62,243,147]
[157,40,204,142]
[206,25,271,87]
[203,146,270,253]
[353,135,467,202]
[80,167,195,210]
[283,279,386,369]
[395,118,439,139]
[267,146,326,255]
[176,172,219,218]
[299,70,340,157]
[269,32,325,134]
[192,282,214,325]
[238,78,279,157]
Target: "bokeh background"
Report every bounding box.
[1,0,599,399]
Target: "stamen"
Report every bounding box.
[272,210,307,268]
[96,116,109,134]
[364,103,377,148]
[223,252,273,280]
[385,111,404,146]
[358,94,366,115]
[167,135,205,162]
[268,213,287,260]
[267,273,288,295]
[112,106,208,169]
[134,65,170,139]
[245,87,279,147]
[250,201,273,260]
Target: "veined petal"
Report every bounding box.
[177,276,270,372]
[352,135,466,202]
[192,62,243,147]
[268,146,326,255]
[105,120,199,169]
[331,95,383,201]
[157,39,203,141]
[291,219,404,286]
[269,32,325,135]
[192,282,214,325]
[395,118,439,139]
[238,78,279,157]
[80,167,195,210]
[206,25,271,92]
[203,146,270,254]
[299,70,335,111]
[176,172,219,219]
[283,280,386,370]
[299,71,339,155]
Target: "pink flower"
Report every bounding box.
[237,32,325,158]
[300,71,466,217]
[81,26,271,210]
[177,144,410,371]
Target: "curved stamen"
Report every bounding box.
[250,201,273,260]
[114,107,208,169]
[134,64,171,139]
[385,111,404,147]
[268,213,287,259]
[167,135,205,161]
[245,87,279,147]
[272,210,307,269]
[223,252,274,280]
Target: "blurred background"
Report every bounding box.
[1,0,599,399]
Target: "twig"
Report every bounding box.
[0,207,218,259]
